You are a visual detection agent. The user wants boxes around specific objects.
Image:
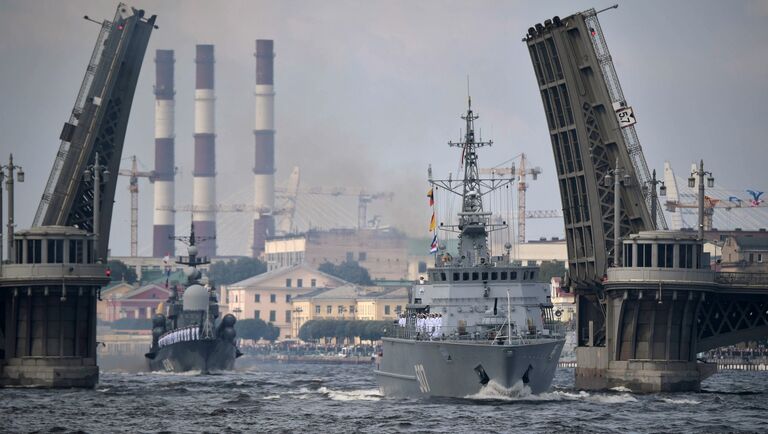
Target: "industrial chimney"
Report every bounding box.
[192,44,217,257]
[153,49,175,257]
[252,39,276,257]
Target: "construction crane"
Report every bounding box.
[274,184,393,230]
[118,156,154,257]
[480,153,542,243]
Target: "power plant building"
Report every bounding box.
[264,228,409,281]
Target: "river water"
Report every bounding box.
[1,360,767,433]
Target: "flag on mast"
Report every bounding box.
[427,188,434,206]
[430,233,438,253]
[429,212,436,232]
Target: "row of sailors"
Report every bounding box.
[158,327,200,348]
[398,313,444,339]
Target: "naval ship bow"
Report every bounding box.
[145,223,242,373]
[375,97,566,398]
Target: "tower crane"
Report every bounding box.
[118,155,154,257]
[480,153,543,243]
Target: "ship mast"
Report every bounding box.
[448,97,493,263]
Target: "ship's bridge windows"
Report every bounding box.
[657,243,674,268]
[491,272,498,281]
[481,272,488,281]
[522,271,528,281]
[440,272,447,281]
[472,272,479,281]
[500,271,508,280]
[453,272,460,281]
[462,272,469,281]
[511,271,518,280]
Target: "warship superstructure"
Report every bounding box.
[145,224,241,372]
[374,98,565,398]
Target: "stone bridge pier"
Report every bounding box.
[576,232,768,392]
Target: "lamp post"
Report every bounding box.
[643,169,666,230]
[0,154,25,264]
[688,160,714,242]
[83,152,110,263]
[604,157,632,267]
[293,306,303,340]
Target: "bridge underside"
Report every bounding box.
[575,285,768,392]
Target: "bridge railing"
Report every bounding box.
[715,272,768,287]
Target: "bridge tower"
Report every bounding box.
[0,4,156,387]
[525,8,768,391]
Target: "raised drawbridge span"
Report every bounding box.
[525,8,768,392]
[0,4,155,388]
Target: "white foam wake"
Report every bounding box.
[317,387,383,401]
[465,381,637,404]
[659,397,701,405]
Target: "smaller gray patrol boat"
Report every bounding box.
[375,98,565,398]
[145,223,242,373]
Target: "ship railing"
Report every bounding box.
[385,323,565,343]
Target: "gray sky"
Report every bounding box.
[1,0,767,256]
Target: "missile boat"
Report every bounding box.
[145,224,242,373]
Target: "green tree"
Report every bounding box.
[235,318,269,340]
[318,261,373,285]
[537,261,566,283]
[263,323,280,342]
[111,317,151,330]
[107,260,137,284]
[209,257,267,286]
[298,319,390,342]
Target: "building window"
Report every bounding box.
[759,254,764,263]
[750,253,755,263]
[285,310,291,322]
[286,278,292,288]
[285,294,292,303]
[418,261,427,273]
[297,279,303,288]
[315,305,321,314]
[254,310,261,319]
[346,252,354,262]
[254,294,261,303]
[657,244,674,268]
[326,305,332,314]
[338,305,344,314]
[270,294,276,303]
[385,305,391,315]
[637,244,653,268]
[349,305,355,314]
[311,279,317,288]
[679,244,693,269]
[235,294,239,303]
[359,252,367,261]
[269,310,276,322]
[396,305,402,313]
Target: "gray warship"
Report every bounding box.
[375,98,565,398]
[145,224,242,372]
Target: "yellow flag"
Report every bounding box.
[429,212,436,232]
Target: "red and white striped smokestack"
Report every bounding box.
[252,39,276,257]
[193,44,217,258]
[153,49,175,257]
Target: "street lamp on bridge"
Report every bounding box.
[0,154,25,265]
[688,160,714,242]
[83,152,110,264]
[604,157,631,267]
